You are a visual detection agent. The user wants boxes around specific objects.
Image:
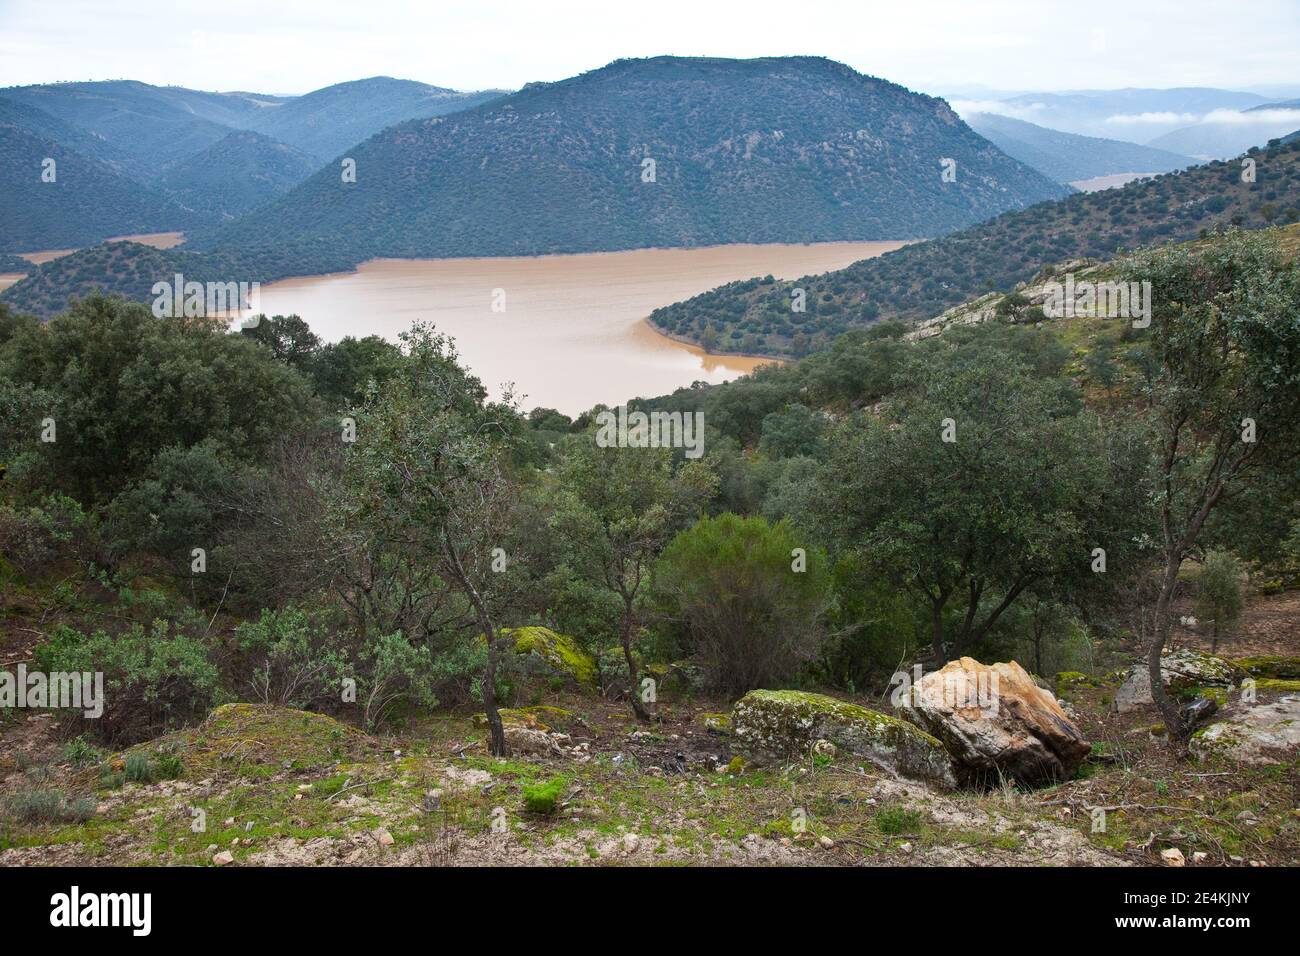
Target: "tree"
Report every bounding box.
[816,331,1137,664]
[1123,230,1300,743]
[339,324,527,755]
[550,437,715,720]
[1195,550,1244,653]
[653,513,831,694]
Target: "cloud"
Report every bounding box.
[948,99,1047,121]
[1104,107,1300,127]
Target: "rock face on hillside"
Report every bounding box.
[1190,695,1300,765]
[1113,649,1245,713]
[732,689,957,788]
[901,658,1091,787]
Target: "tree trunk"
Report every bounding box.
[1148,557,1188,746]
[480,619,508,756]
[930,602,946,665]
[622,601,650,722]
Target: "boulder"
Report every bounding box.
[732,690,956,788]
[497,627,597,689]
[1189,694,1300,765]
[1113,649,1245,713]
[901,657,1090,787]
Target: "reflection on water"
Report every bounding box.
[237,240,908,415]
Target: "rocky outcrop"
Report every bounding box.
[1190,694,1300,765]
[901,658,1091,787]
[1113,649,1246,713]
[732,690,957,789]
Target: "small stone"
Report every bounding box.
[212,851,234,866]
[899,842,913,854]
[622,833,640,854]
[1160,847,1185,867]
[223,817,235,826]
[818,835,834,849]
[373,828,395,847]
[1192,851,1208,864]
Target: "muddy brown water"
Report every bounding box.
[237,241,907,414]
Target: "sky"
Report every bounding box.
[1,0,1297,97]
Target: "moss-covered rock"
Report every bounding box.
[499,627,597,688]
[700,712,732,735]
[1233,656,1300,680]
[732,690,956,789]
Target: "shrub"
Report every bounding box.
[234,607,349,711]
[874,805,923,835]
[653,513,832,693]
[522,776,566,815]
[62,736,103,768]
[0,494,90,577]
[5,787,95,823]
[33,620,219,744]
[124,753,153,783]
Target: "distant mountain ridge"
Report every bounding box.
[240,76,506,160]
[186,55,1069,276]
[0,75,505,255]
[965,112,1194,183]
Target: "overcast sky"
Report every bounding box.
[1,0,1297,97]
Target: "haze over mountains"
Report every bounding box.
[957,87,1300,161]
[964,113,1193,185]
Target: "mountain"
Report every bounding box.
[987,87,1270,143]
[159,130,321,219]
[0,122,203,253]
[1148,107,1300,160]
[241,77,506,160]
[186,56,1069,276]
[646,137,1300,357]
[965,112,1194,184]
[0,96,135,173]
[0,80,286,177]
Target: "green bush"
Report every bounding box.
[653,513,832,693]
[5,787,95,823]
[33,620,219,744]
[234,607,349,710]
[124,753,153,783]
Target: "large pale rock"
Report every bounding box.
[732,690,956,789]
[1113,649,1245,713]
[1189,694,1300,765]
[902,657,1090,787]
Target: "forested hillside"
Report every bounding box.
[649,136,1300,356]
[188,56,1069,274]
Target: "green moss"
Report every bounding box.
[1253,678,1300,693]
[1233,656,1300,680]
[501,627,597,687]
[522,775,567,814]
